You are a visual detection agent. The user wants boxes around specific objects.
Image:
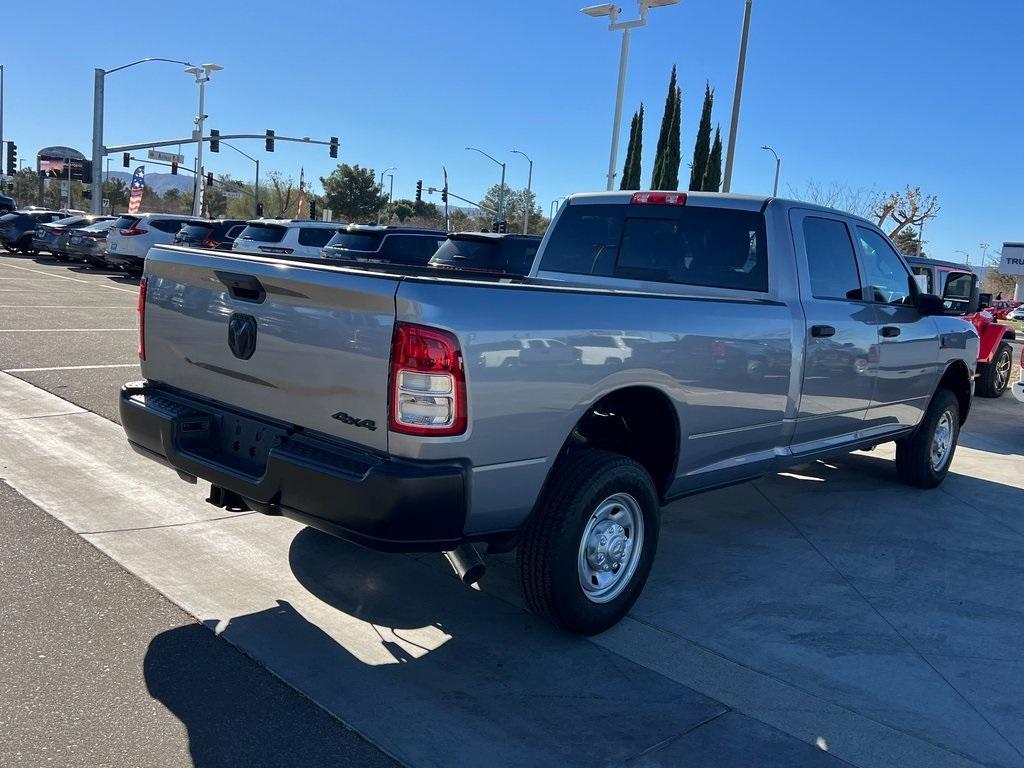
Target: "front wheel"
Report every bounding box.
[895,388,960,488]
[976,342,1012,398]
[516,449,660,635]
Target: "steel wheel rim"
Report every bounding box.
[930,411,954,471]
[578,493,644,604]
[995,351,1011,390]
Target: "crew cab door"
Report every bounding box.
[852,226,939,430]
[790,210,878,447]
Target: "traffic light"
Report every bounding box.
[265,129,275,152]
[441,185,448,203]
[256,202,264,217]
[123,152,130,168]
[496,221,508,234]
[170,161,178,175]
[210,129,220,153]
[329,137,338,159]
[309,199,317,220]
[415,179,422,204]
[5,142,15,177]
[206,172,214,187]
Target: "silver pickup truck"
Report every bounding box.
[120,192,980,634]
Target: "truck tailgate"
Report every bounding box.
[140,246,398,453]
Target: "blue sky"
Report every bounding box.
[3,0,1022,259]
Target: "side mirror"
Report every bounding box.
[914,292,945,316]
[941,271,979,316]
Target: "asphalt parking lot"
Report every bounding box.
[2,250,1024,768]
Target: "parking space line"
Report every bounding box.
[4,364,139,373]
[0,263,137,293]
[0,328,136,333]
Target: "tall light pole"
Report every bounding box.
[1,64,5,183]
[954,249,971,266]
[760,145,780,197]
[511,149,533,233]
[581,0,681,191]
[185,63,223,217]
[377,166,395,224]
[466,146,506,224]
[90,57,196,214]
[387,173,395,206]
[221,140,260,218]
[722,0,753,193]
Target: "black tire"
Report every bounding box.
[896,388,960,488]
[975,342,1012,398]
[516,448,660,635]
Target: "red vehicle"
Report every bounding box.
[906,257,1015,397]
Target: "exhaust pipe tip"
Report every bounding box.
[444,544,486,586]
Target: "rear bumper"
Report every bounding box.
[119,382,468,552]
[105,251,144,269]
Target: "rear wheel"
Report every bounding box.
[976,342,1012,398]
[516,449,660,635]
[896,388,960,488]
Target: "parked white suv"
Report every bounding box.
[232,219,344,259]
[104,213,206,271]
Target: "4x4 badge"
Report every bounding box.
[332,412,377,431]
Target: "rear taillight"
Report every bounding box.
[201,236,218,248]
[51,227,65,235]
[121,227,148,236]
[631,191,687,206]
[137,276,148,360]
[389,323,466,436]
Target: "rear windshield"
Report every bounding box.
[237,224,286,243]
[80,220,115,233]
[111,216,140,230]
[326,232,384,252]
[540,203,768,292]
[430,237,539,275]
[177,223,214,239]
[298,227,338,248]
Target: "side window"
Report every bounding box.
[910,265,933,294]
[855,227,913,305]
[153,219,183,233]
[802,217,862,300]
[298,227,335,247]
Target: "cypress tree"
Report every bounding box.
[620,109,639,190]
[661,85,682,189]
[703,126,723,192]
[651,65,677,189]
[689,83,714,191]
[626,104,644,188]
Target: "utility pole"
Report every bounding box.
[186,64,223,217]
[722,0,753,193]
[0,64,5,186]
[511,149,533,233]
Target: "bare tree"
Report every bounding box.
[265,171,297,218]
[871,186,940,238]
[789,180,882,220]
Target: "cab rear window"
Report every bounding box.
[540,203,768,292]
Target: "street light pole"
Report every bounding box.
[760,145,780,196]
[465,146,506,224]
[221,140,261,218]
[582,1,680,191]
[511,149,533,233]
[388,173,394,207]
[377,166,395,224]
[954,250,971,266]
[722,0,753,193]
[90,57,196,214]
[186,64,223,217]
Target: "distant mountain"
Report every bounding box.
[105,171,194,196]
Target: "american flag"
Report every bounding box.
[295,167,305,218]
[127,166,146,213]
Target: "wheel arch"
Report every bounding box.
[551,385,680,500]
[936,359,973,424]
[978,322,1014,363]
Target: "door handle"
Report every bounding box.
[880,326,901,338]
[810,325,836,338]
[215,271,266,303]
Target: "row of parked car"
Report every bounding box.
[0,206,543,278]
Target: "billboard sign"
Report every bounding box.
[999,243,1024,277]
[37,152,92,182]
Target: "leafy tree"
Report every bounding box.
[102,178,129,211]
[892,229,923,256]
[320,164,387,224]
[703,127,723,192]
[620,106,644,190]
[651,66,681,190]
[390,199,416,222]
[479,184,547,234]
[8,168,39,205]
[689,83,714,191]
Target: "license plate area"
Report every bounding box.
[176,409,288,478]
